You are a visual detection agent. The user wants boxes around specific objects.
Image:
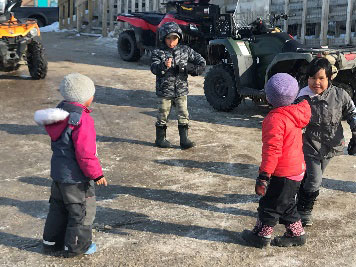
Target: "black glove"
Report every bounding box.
[186,63,205,76]
[348,133,356,155]
[176,63,187,74]
[255,173,270,196]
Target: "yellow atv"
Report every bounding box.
[0,0,47,79]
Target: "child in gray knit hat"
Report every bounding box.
[34,72,107,257]
[242,73,311,248]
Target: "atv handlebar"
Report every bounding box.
[0,0,22,15]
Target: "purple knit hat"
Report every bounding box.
[265,73,299,107]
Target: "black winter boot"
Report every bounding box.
[242,220,273,248]
[241,230,271,249]
[155,124,172,148]
[297,188,319,227]
[272,220,306,247]
[178,124,195,149]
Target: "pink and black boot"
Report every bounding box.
[242,219,273,248]
[272,220,307,247]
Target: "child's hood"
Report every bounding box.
[270,100,311,128]
[158,21,183,46]
[34,108,70,141]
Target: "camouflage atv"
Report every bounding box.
[204,11,356,111]
[0,0,47,79]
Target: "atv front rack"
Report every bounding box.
[297,47,356,54]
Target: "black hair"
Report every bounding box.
[307,57,333,80]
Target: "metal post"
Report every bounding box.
[131,0,135,13]
[283,0,289,32]
[320,0,329,46]
[345,0,353,45]
[301,0,307,44]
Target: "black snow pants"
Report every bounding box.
[258,176,301,226]
[43,180,96,255]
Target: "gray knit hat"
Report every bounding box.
[59,73,95,104]
[265,73,299,107]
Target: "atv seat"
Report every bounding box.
[131,12,165,25]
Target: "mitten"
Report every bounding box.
[255,173,270,196]
[186,63,205,76]
[348,133,356,155]
[176,63,187,74]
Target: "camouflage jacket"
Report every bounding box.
[150,21,206,98]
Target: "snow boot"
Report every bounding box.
[64,243,97,258]
[297,189,319,227]
[272,220,306,247]
[178,124,195,149]
[155,124,172,148]
[42,240,64,253]
[84,243,97,255]
[241,220,273,248]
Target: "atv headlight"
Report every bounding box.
[0,0,7,14]
[29,27,39,37]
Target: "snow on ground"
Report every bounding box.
[40,22,117,48]
[39,22,68,33]
[93,36,117,49]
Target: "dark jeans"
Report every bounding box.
[43,180,96,255]
[258,176,301,226]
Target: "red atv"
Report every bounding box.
[116,0,229,62]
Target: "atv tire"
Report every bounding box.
[27,41,48,79]
[204,64,242,111]
[118,31,141,62]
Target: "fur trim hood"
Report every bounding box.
[34,108,69,126]
[34,108,70,141]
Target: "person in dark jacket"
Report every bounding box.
[296,57,356,227]
[34,73,107,257]
[242,73,311,248]
[151,21,206,149]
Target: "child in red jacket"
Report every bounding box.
[242,73,311,248]
[34,73,107,257]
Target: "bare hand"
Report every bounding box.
[165,58,172,68]
[96,177,108,186]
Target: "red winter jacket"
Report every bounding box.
[259,100,311,179]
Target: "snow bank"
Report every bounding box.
[39,22,74,33]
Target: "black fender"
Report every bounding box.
[208,38,255,89]
[209,38,239,81]
[125,27,145,53]
[265,52,313,83]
